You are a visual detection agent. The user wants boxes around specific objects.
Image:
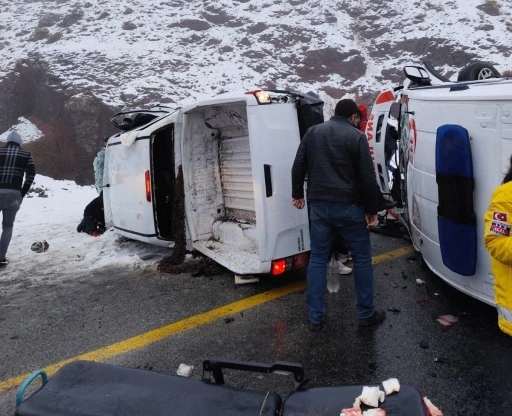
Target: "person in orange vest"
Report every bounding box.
[484,156,512,336]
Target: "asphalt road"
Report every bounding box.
[1,234,511,415]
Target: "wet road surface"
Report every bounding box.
[1,234,511,415]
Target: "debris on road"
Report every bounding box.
[419,340,429,349]
[31,240,49,253]
[224,317,235,324]
[140,363,153,371]
[436,315,459,331]
[416,278,425,285]
[434,357,449,364]
[363,410,386,416]
[355,386,385,408]
[177,364,194,377]
[387,307,401,314]
[423,397,444,416]
[390,280,398,288]
[368,361,378,372]
[417,297,429,306]
[382,378,400,395]
[341,408,362,416]
[234,275,260,285]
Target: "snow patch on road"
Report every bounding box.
[0,117,43,143]
[0,175,169,284]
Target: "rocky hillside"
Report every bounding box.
[0,0,511,182]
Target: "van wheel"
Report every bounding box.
[457,61,501,81]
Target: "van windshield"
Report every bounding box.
[398,98,411,227]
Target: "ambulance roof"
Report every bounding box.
[405,78,512,102]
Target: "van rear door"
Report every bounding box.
[106,113,178,247]
[368,89,396,196]
[246,98,311,264]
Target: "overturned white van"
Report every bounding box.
[103,91,320,276]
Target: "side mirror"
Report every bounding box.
[404,66,431,86]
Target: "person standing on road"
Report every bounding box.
[0,131,36,267]
[484,155,512,336]
[93,138,108,194]
[291,99,386,330]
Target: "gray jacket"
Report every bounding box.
[291,116,378,215]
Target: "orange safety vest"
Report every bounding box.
[484,181,512,336]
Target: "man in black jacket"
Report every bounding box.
[291,99,386,330]
[0,131,36,267]
[77,192,105,237]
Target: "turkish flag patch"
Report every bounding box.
[493,212,508,222]
[490,221,511,237]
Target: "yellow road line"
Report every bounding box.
[0,245,414,394]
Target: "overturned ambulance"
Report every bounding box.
[368,61,512,305]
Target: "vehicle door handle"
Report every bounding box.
[264,164,273,197]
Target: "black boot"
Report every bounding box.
[77,218,86,233]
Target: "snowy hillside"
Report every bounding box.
[1,0,511,107]
[0,176,168,287]
[0,118,42,143]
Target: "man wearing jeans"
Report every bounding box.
[0,131,36,267]
[291,99,385,330]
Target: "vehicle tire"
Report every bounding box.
[457,61,501,81]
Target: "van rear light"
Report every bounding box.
[272,260,287,276]
[272,253,310,276]
[145,170,151,202]
[245,89,271,104]
[293,252,310,269]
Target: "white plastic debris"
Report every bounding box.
[358,386,385,408]
[363,410,387,416]
[234,275,260,285]
[176,364,194,377]
[382,378,400,395]
[340,409,362,416]
[120,130,138,147]
[416,278,425,285]
[423,397,444,416]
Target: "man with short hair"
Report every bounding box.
[291,99,386,330]
[0,131,36,266]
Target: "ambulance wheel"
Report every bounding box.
[457,61,501,81]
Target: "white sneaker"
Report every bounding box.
[338,253,352,264]
[338,261,353,275]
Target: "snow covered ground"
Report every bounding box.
[0,175,169,286]
[0,117,42,143]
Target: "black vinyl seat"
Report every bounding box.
[15,361,281,416]
[281,384,428,416]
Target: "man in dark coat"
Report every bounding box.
[292,99,386,330]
